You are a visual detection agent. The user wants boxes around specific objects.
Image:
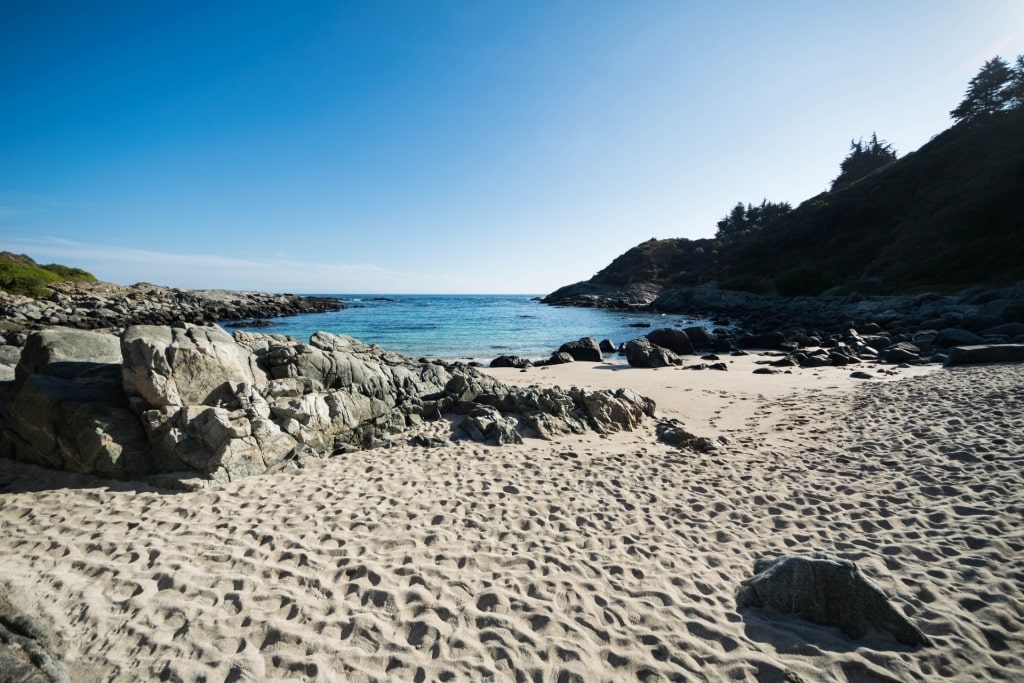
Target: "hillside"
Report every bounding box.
[546,108,1024,307]
[0,252,97,297]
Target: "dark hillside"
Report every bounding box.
[548,108,1024,307]
[713,108,1024,294]
[590,238,715,287]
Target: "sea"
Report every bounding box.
[228,294,713,362]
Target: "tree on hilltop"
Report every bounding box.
[831,133,897,191]
[951,56,1013,124]
[1005,55,1024,110]
[715,199,792,242]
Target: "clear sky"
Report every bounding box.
[2,1,1022,294]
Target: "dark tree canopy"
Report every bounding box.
[715,199,792,242]
[950,55,1023,124]
[831,133,897,191]
[1006,55,1024,110]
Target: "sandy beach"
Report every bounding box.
[1,355,1022,681]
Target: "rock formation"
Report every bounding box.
[0,325,657,486]
[0,281,342,332]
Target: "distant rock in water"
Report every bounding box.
[0,324,656,486]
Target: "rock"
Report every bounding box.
[682,326,714,351]
[933,328,984,347]
[624,338,683,368]
[460,406,522,445]
[599,339,616,353]
[557,337,603,362]
[544,351,575,366]
[489,355,532,369]
[850,371,874,380]
[881,341,920,363]
[14,328,122,386]
[646,328,694,355]
[0,583,69,683]
[121,324,266,408]
[752,367,779,375]
[945,344,1024,366]
[655,418,713,451]
[737,553,929,647]
[574,387,655,434]
[739,331,787,350]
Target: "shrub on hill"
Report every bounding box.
[0,252,97,297]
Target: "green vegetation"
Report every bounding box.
[715,200,792,243]
[0,252,97,297]
[831,133,897,191]
[575,55,1024,297]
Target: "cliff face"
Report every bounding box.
[545,109,1024,310]
[542,239,715,308]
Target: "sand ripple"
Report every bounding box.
[0,364,1022,681]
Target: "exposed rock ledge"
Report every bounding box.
[0,325,655,488]
[541,282,661,310]
[0,281,342,334]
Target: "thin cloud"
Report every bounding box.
[4,236,478,293]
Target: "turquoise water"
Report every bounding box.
[229,294,711,361]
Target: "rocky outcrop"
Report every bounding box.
[0,329,152,478]
[737,553,929,647]
[945,344,1024,366]
[541,282,661,310]
[0,281,342,333]
[0,325,657,485]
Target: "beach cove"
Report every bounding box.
[0,286,1021,679]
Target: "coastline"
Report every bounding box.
[0,284,1022,680]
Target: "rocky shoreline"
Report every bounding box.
[540,280,1024,366]
[0,280,343,335]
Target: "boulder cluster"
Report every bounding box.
[492,312,1024,372]
[0,281,342,333]
[0,324,655,487]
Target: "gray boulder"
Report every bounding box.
[1,370,153,477]
[122,324,266,408]
[646,328,694,355]
[881,341,920,363]
[558,337,603,362]
[933,328,984,348]
[489,355,532,369]
[682,326,714,351]
[625,338,683,368]
[15,328,122,385]
[945,344,1024,366]
[737,553,928,647]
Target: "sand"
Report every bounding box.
[1,355,1022,682]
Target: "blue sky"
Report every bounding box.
[2,1,1022,294]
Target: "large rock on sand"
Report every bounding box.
[0,329,153,477]
[558,337,603,362]
[625,338,683,368]
[945,343,1024,366]
[2,324,659,484]
[646,327,695,356]
[737,553,929,647]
